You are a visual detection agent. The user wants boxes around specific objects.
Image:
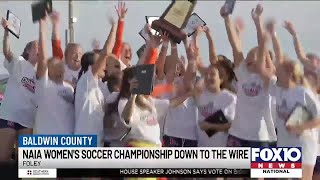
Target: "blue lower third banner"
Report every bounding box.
[18,135,97,147]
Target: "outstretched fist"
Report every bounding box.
[220,4,229,17]
[251,4,263,21]
[265,19,276,35]
[50,10,60,25]
[1,18,8,29]
[284,20,296,36]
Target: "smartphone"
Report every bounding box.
[145,16,159,35]
[224,0,236,15]
[31,0,53,22]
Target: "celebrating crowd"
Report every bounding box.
[0,1,319,180]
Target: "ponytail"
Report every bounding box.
[74,52,97,97]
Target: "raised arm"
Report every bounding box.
[203,26,218,64]
[169,90,193,107]
[220,5,244,68]
[192,27,206,76]
[1,18,13,61]
[121,79,138,124]
[170,40,179,58]
[156,31,169,80]
[183,42,197,91]
[50,11,63,60]
[144,33,161,65]
[121,95,137,124]
[266,19,284,66]
[91,19,116,77]
[36,16,49,79]
[257,33,273,88]
[252,5,275,72]
[284,21,310,66]
[103,18,117,55]
[251,4,264,46]
[112,1,127,59]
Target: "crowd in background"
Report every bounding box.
[0,1,319,180]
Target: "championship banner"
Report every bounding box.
[18,135,302,179]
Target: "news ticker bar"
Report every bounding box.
[19,168,250,178]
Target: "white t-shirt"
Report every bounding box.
[196,89,237,147]
[153,78,173,139]
[118,97,170,145]
[74,67,107,146]
[0,55,37,128]
[271,86,320,165]
[35,70,74,134]
[104,92,130,141]
[229,62,277,141]
[164,97,198,140]
[64,65,79,85]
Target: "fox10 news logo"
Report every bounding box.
[250,147,302,178]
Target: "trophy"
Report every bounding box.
[152,0,197,44]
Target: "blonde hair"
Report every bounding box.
[285,60,310,88]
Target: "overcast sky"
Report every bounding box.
[0,1,319,75]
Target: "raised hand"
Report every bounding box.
[194,26,204,37]
[235,17,245,35]
[115,1,128,20]
[284,20,296,36]
[251,4,263,21]
[1,18,9,29]
[40,11,49,27]
[265,19,276,35]
[149,34,162,48]
[147,25,162,48]
[202,26,210,35]
[220,4,229,18]
[186,42,196,61]
[50,10,60,25]
[160,30,170,43]
[91,38,100,50]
